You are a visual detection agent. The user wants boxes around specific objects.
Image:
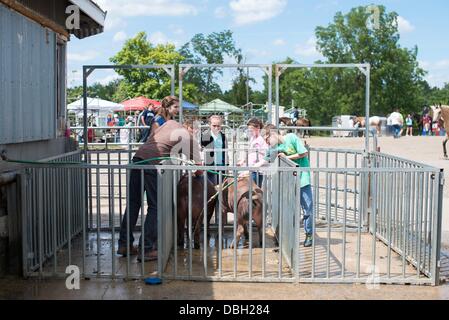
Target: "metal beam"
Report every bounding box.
[277,63,370,69]
[179,64,272,69]
[274,63,371,152]
[83,64,175,70]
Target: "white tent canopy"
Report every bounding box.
[67,97,124,118]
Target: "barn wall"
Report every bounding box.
[0,2,57,145]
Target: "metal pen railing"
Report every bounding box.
[19,149,443,285]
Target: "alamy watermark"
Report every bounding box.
[65,265,80,290]
[365,265,381,290]
[65,5,80,30]
[366,5,381,30]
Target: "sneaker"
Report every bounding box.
[304,235,313,248]
[137,250,158,262]
[116,246,139,257]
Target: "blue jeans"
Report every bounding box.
[140,128,150,143]
[252,172,263,188]
[119,157,158,251]
[392,125,402,138]
[300,184,314,235]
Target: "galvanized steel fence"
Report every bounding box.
[19,148,444,285]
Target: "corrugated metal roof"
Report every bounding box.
[0,3,56,145]
[5,0,105,39]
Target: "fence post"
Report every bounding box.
[157,169,163,279]
[19,170,29,278]
[431,169,444,286]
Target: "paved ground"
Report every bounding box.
[308,136,449,250]
[2,135,448,300]
[0,277,448,300]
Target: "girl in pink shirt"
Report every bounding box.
[238,118,268,187]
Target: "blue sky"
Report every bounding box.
[68,0,449,89]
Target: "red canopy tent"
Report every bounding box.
[118,97,161,112]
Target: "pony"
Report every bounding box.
[429,105,449,158]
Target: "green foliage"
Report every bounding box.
[110,31,186,101]
[427,83,449,105]
[313,5,426,117]
[179,30,242,104]
[67,79,121,103]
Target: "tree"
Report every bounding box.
[428,83,449,105]
[67,79,121,103]
[110,32,188,101]
[222,53,257,106]
[314,5,426,117]
[179,30,242,103]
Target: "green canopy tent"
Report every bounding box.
[199,99,245,127]
[199,99,244,114]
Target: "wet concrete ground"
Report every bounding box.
[3,136,448,299]
[1,277,448,300]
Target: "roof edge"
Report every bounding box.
[68,0,106,27]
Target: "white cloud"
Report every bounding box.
[149,31,169,45]
[96,0,197,32]
[315,0,339,10]
[419,60,430,69]
[96,0,198,18]
[421,60,449,88]
[273,39,286,46]
[67,70,82,88]
[215,6,227,19]
[295,37,321,58]
[68,50,99,62]
[104,16,127,31]
[247,49,271,58]
[113,31,128,42]
[97,74,122,86]
[148,31,179,46]
[436,60,449,68]
[169,25,185,35]
[229,0,287,26]
[397,16,415,34]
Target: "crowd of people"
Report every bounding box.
[387,109,446,138]
[335,109,446,139]
[116,95,314,261]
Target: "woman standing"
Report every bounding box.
[150,96,180,132]
[405,114,413,136]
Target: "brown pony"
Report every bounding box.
[429,105,449,158]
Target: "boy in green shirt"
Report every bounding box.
[254,124,314,247]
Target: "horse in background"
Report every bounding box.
[429,105,449,158]
[279,117,293,126]
[353,116,382,137]
[278,117,312,138]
